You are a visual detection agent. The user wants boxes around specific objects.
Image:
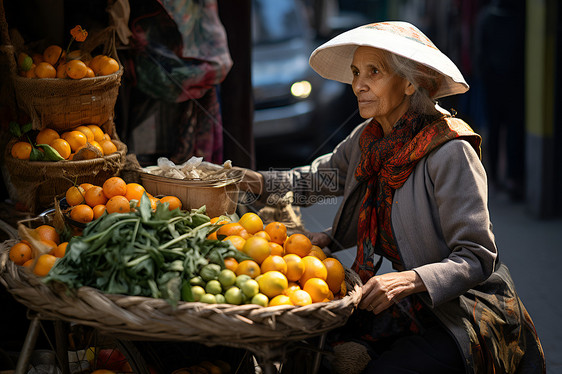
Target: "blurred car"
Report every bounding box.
[251,0,361,168]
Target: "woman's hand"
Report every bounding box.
[234,167,264,195]
[358,270,427,314]
[306,232,332,248]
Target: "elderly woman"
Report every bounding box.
[241,21,544,373]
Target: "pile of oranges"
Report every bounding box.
[65,176,182,224]
[208,213,346,307]
[10,124,118,161]
[8,224,67,277]
[17,45,119,79]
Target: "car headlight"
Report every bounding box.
[290,80,312,99]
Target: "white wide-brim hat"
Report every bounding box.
[309,21,469,99]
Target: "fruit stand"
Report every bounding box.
[0,2,363,373]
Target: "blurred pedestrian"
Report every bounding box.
[475,0,526,200]
[239,21,544,373]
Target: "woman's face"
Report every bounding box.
[351,47,414,126]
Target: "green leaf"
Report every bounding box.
[9,122,21,137]
[29,147,44,161]
[139,193,152,221]
[21,122,33,134]
[37,144,64,161]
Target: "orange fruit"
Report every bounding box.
[299,256,328,286]
[257,271,288,298]
[9,242,32,265]
[33,254,57,276]
[268,294,293,307]
[70,204,94,223]
[242,236,271,264]
[309,245,327,260]
[289,289,312,306]
[303,278,330,303]
[85,67,95,78]
[323,258,346,294]
[23,259,34,268]
[148,196,159,210]
[32,53,43,65]
[92,204,106,220]
[43,45,64,65]
[283,254,305,282]
[216,222,250,240]
[235,260,261,278]
[54,242,68,258]
[124,183,146,202]
[79,183,95,191]
[207,231,218,240]
[210,216,230,224]
[56,63,67,78]
[10,141,32,160]
[89,141,104,155]
[106,195,131,214]
[66,58,88,79]
[260,255,287,275]
[61,131,87,152]
[65,185,85,206]
[88,55,105,74]
[98,56,119,75]
[268,242,284,256]
[284,233,312,258]
[160,195,182,211]
[84,186,108,207]
[224,257,239,272]
[36,128,59,145]
[40,240,57,255]
[254,230,271,241]
[264,222,287,245]
[36,225,60,244]
[74,125,95,142]
[99,139,118,155]
[49,138,71,159]
[238,212,264,235]
[86,125,105,142]
[25,65,36,78]
[223,235,246,251]
[283,282,301,297]
[35,62,56,78]
[102,177,127,199]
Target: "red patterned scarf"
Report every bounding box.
[353,111,481,283]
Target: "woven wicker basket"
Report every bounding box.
[140,170,243,218]
[0,238,362,359]
[1,9,123,131]
[3,138,127,213]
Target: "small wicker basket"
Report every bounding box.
[140,170,243,218]
[0,237,362,360]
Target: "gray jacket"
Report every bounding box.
[260,117,544,373]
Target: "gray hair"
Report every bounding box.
[383,50,441,115]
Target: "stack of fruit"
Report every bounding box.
[184,213,347,307]
[9,123,119,161]
[64,176,182,224]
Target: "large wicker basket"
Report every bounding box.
[1,6,123,132]
[0,238,362,360]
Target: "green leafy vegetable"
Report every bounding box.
[45,195,251,306]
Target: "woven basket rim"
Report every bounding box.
[139,170,244,187]
[13,67,123,85]
[0,239,362,349]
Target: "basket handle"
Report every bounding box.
[0,0,18,77]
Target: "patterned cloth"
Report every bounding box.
[353,110,481,283]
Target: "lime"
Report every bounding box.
[235,274,252,288]
[241,279,259,298]
[225,286,244,305]
[19,54,33,72]
[215,294,226,304]
[205,279,223,295]
[251,293,269,307]
[191,285,206,302]
[218,269,237,288]
[200,293,217,304]
[200,263,222,281]
[190,276,206,287]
